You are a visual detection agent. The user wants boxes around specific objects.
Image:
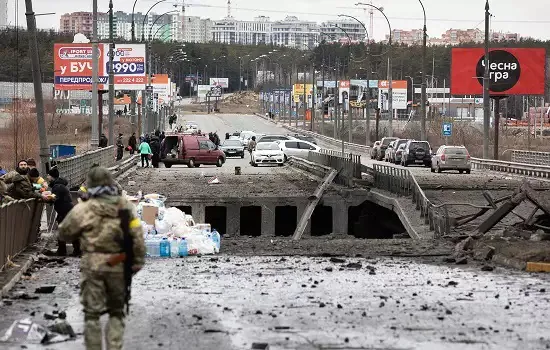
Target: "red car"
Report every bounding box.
[161,134,226,168]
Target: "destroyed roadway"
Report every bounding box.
[1,238,550,350]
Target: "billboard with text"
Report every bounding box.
[209,78,229,88]
[54,43,146,91]
[451,48,546,96]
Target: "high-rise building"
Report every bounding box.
[0,0,8,28]
[182,16,212,43]
[60,12,95,37]
[388,29,424,45]
[212,16,271,45]
[320,20,365,43]
[271,16,318,50]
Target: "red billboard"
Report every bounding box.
[450,48,546,96]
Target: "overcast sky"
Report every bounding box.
[10,0,550,41]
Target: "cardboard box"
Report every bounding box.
[141,204,158,225]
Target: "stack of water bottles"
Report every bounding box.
[144,224,221,258]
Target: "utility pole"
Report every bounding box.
[310,62,315,132]
[91,0,99,148]
[420,0,427,141]
[24,0,49,175]
[108,0,115,146]
[483,0,490,159]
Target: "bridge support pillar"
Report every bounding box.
[226,205,240,236]
[332,202,348,235]
[262,204,276,237]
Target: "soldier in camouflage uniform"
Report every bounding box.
[0,179,14,205]
[58,167,145,350]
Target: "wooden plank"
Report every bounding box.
[292,169,339,241]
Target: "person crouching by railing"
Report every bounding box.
[26,158,48,191]
[2,160,47,200]
[47,167,81,257]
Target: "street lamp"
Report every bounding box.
[405,75,414,104]
[148,10,178,41]
[356,2,393,137]
[213,55,226,77]
[141,0,168,41]
[239,54,250,92]
[418,0,428,141]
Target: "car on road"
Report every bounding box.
[278,140,320,161]
[251,142,285,167]
[239,131,260,146]
[394,143,407,164]
[220,139,245,158]
[257,134,296,143]
[431,145,472,174]
[401,140,432,168]
[377,137,398,161]
[292,134,317,145]
[370,141,381,159]
[161,134,226,168]
[387,139,409,163]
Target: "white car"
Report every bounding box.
[278,139,320,161]
[240,131,260,146]
[251,142,285,167]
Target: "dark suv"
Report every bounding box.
[401,140,432,167]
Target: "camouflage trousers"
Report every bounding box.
[80,269,126,350]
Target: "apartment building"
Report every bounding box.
[319,20,365,43]
[182,16,212,43]
[60,12,94,37]
[0,0,8,28]
[271,16,318,50]
[389,29,424,45]
[212,16,271,45]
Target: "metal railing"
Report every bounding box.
[471,157,550,179]
[0,199,44,271]
[53,146,116,189]
[307,149,361,186]
[372,164,450,237]
[282,123,371,154]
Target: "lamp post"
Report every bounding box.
[419,0,427,141]
[483,0,490,159]
[239,55,250,92]
[141,0,168,41]
[405,75,414,105]
[91,0,99,148]
[338,13,372,146]
[356,2,393,137]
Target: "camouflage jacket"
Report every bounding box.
[58,195,145,272]
[0,179,14,205]
[1,171,42,200]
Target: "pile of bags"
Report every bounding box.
[129,192,221,257]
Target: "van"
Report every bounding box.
[161,134,226,168]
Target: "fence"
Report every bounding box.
[0,199,44,271]
[53,146,116,189]
[508,150,550,166]
[471,157,550,179]
[372,164,450,237]
[307,149,361,186]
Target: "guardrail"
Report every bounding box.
[307,149,361,186]
[508,150,550,166]
[471,157,550,178]
[373,164,450,237]
[53,146,116,189]
[282,124,371,155]
[0,199,44,271]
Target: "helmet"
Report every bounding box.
[86,166,114,188]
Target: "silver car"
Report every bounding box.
[431,145,472,174]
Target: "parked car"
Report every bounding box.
[401,140,432,167]
[278,140,320,161]
[388,139,409,163]
[292,134,317,145]
[370,141,381,159]
[257,134,296,143]
[394,143,407,164]
[431,145,471,174]
[378,137,398,161]
[384,141,397,162]
[220,139,245,158]
[251,142,285,167]
[161,134,226,168]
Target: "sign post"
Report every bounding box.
[442,122,452,144]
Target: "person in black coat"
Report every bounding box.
[149,135,161,168]
[47,168,81,257]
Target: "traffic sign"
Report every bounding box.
[442,122,452,137]
[210,86,222,97]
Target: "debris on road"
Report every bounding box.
[0,318,74,345]
[34,286,56,294]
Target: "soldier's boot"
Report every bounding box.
[72,240,82,257]
[56,241,67,256]
[84,312,102,350]
[106,312,125,350]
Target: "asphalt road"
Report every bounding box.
[1,253,550,350]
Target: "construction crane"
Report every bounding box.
[227,0,231,18]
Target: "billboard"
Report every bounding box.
[198,85,212,98]
[104,44,146,90]
[339,80,350,105]
[54,43,146,91]
[378,80,408,110]
[151,74,170,105]
[451,48,546,96]
[54,44,107,90]
[350,79,379,88]
[210,78,229,88]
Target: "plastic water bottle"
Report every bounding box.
[160,238,171,258]
[178,238,188,257]
[170,238,179,258]
[211,230,221,252]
